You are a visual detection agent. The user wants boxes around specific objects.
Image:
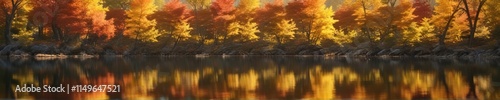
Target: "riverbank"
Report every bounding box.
[1,43,500,58]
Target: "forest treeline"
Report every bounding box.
[1,0,500,55]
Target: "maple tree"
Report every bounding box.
[210,0,236,44]
[106,9,126,37]
[257,0,297,45]
[334,0,361,31]
[431,0,463,45]
[125,0,160,42]
[413,0,433,22]
[484,0,500,43]
[153,0,193,50]
[286,0,338,45]
[85,0,116,40]
[353,0,383,43]
[460,0,487,46]
[231,0,260,43]
[186,0,211,45]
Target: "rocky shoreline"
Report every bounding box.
[1,43,500,58]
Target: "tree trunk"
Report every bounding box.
[171,38,180,53]
[36,25,44,40]
[462,0,486,46]
[51,23,61,41]
[4,18,13,44]
[439,1,462,46]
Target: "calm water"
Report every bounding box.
[1,56,499,99]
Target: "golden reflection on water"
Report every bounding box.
[0,57,499,99]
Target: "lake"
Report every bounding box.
[1,56,499,99]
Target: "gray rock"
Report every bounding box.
[10,50,30,57]
[313,51,322,55]
[377,49,390,55]
[353,49,367,55]
[30,45,50,53]
[453,49,468,56]
[413,47,431,56]
[389,49,402,55]
[0,44,20,55]
[274,49,286,55]
[297,50,308,55]
[366,50,378,56]
[104,50,116,55]
[496,48,500,55]
[432,45,446,53]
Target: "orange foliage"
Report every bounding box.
[153,0,193,34]
[106,9,126,35]
[413,0,433,22]
[210,0,236,41]
[334,0,360,30]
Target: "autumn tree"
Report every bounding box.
[57,0,89,39]
[353,0,383,43]
[125,0,160,42]
[334,0,362,45]
[1,0,27,44]
[186,0,212,45]
[10,0,35,45]
[30,0,87,41]
[460,0,487,46]
[413,0,433,22]
[210,0,236,44]
[106,9,126,37]
[484,0,500,43]
[432,0,463,45]
[153,0,193,50]
[257,0,297,45]
[335,0,361,31]
[374,0,417,46]
[85,0,116,40]
[230,0,261,43]
[286,0,338,45]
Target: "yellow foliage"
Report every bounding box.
[271,19,297,45]
[402,22,423,46]
[332,29,356,47]
[124,0,160,42]
[431,0,464,44]
[229,20,259,42]
[12,29,35,45]
[11,1,35,45]
[310,6,337,45]
[172,19,193,41]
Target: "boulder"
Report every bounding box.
[30,45,50,53]
[313,51,322,55]
[432,45,446,53]
[452,49,469,57]
[366,49,381,56]
[298,50,311,55]
[0,44,20,55]
[377,49,390,55]
[10,50,30,57]
[104,50,116,55]
[353,49,368,55]
[389,49,403,55]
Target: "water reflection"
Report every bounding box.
[0,56,499,99]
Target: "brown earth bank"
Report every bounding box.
[1,42,500,58]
